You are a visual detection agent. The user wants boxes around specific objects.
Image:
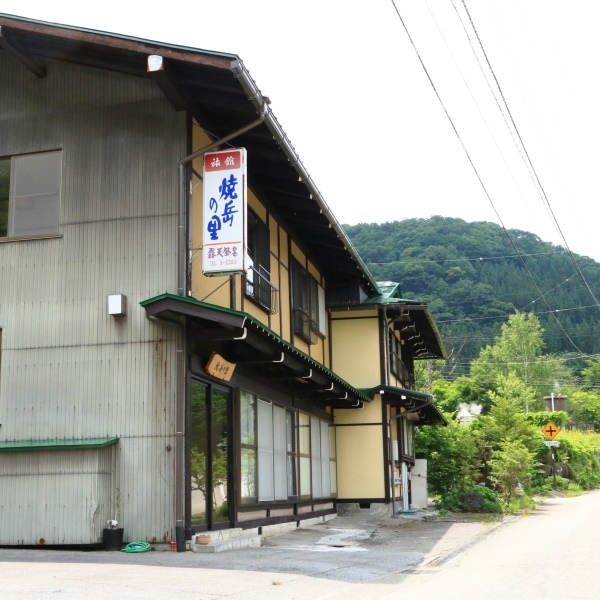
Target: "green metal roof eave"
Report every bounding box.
[0,12,240,61]
[140,293,371,403]
[360,385,447,425]
[0,438,119,452]
[360,385,434,402]
[363,296,426,306]
[360,298,448,359]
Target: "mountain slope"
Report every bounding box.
[345,217,600,376]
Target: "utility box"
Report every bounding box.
[411,459,428,509]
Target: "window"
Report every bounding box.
[240,391,257,501]
[291,259,326,343]
[310,417,332,498]
[245,211,273,311]
[298,412,311,497]
[390,334,410,383]
[257,401,292,501]
[0,151,62,239]
[401,418,415,458]
[239,391,332,502]
[286,410,298,497]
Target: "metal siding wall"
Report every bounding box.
[0,53,184,544]
[0,447,113,545]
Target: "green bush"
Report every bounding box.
[416,419,479,496]
[436,485,503,514]
[559,432,600,490]
[507,494,537,513]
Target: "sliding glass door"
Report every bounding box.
[189,379,230,530]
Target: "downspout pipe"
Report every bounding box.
[173,105,268,551]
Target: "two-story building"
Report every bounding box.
[0,13,445,548]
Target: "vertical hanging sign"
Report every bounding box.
[202,148,247,276]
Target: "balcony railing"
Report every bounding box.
[244,265,278,315]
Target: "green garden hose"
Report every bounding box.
[121,541,151,553]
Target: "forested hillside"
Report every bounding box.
[345,217,600,377]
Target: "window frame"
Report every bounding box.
[0,150,62,241]
[239,390,258,504]
[244,210,273,313]
[291,259,326,343]
[401,417,415,460]
[238,390,334,504]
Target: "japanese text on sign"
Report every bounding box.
[202,149,247,276]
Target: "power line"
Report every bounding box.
[460,0,600,315]
[390,0,587,355]
[366,249,569,265]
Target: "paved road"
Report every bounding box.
[376,490,600,600]
[0,493,597,599]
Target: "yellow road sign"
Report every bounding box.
[542,422,560,440]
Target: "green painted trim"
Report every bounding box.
[360,385,433,401]
[0,438,119,452]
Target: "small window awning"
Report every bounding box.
[0,438,119,452]
[141,293,370,408]
[362,385,447,425]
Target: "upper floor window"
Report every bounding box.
[291,259,326,343]
[390,333,411,383]
[245,211,277,313]
[0,151,62,239]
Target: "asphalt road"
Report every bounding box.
[0,493,597,599]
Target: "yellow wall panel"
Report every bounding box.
[336,424,385,499]
[290,241,304,263]
[334,396,382,425]
[331,316,381,388]
[248,190,266,221]
[311,338,325,364]
[279,230,289,267]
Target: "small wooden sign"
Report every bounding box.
[205,352,236,381]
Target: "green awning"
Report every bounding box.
[141,293,371,407]
[361,385,447,426]
[0,438,119,452]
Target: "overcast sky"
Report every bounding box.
[3,1,599,261]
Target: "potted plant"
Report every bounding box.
[103,488,124,550]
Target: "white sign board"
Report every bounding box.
[545,441,559,447]
[202,148,247,276]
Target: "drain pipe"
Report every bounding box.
[389,398,433,517]
[173,104,268,551]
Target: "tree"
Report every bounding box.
[430,376,487,415]
[568,390,600,431]
[489,438,536,503]
[473,375,540,453]
[416,417,479,497]
[470,312,574,404]
[581,358,600,389]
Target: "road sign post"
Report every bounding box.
[541,422,561,488]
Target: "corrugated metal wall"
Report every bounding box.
[0,52,186,544]
[0,447,114,545]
